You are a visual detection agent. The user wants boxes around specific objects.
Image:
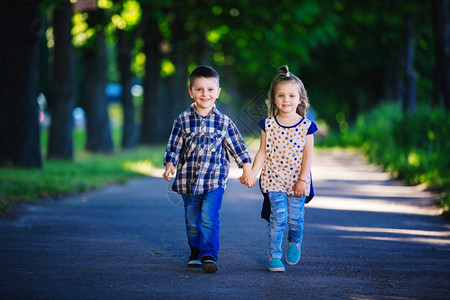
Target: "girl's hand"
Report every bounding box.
[163,162,176,182]
[293,180,306,198]
[245,174,257,188]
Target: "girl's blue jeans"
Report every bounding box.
[268,192,306,259]
[182,188,224,262]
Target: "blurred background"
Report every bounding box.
[0,0,449,211]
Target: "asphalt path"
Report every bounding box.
[1,151,449,299]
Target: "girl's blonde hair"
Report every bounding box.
[268,65,309,117]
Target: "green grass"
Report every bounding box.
[0,128,165,216]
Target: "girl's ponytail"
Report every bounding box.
[278,65,290,77]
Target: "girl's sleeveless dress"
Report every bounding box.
[259,116,317,221]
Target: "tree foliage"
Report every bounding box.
[0,0,448,168]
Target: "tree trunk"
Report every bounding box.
[167,16,189,129]
[166,50,189,134]
[403,14,417,113]
[117,29,137,149]
[432,0,450,109]
[140,14,164,145]
[0,0,43,168]
[47,1,76,160]
[38,16,50,105]
[83,11,113,153]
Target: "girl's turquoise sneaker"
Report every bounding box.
[267,257,285,272]
[286,242,300,265]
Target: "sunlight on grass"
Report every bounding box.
[407,151,420,167]
[123,160,153,176]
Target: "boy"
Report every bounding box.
[163,65,254,273]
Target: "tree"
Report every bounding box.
[111,0,142,149]
[47,0,77,159]
[163,0,212,130]
[139,2,165,144]
[82,9,114,153]
[432,0,450,109]
[0,0,43,168]
[403,13,417,113]
[165,6,190,125]
[117,29,138,148]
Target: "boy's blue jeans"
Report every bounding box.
[182,188,224,262]
[268,192,306,259]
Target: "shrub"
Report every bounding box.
[318,102,450,215]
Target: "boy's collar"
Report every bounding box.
[190,103,220,117]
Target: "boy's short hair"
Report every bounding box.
[189,65,220,88]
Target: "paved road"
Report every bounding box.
[1,151,449,299]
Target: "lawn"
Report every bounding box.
[0,129,165,216]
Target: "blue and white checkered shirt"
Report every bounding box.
[164,104,252,195]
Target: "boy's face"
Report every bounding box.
[189,77,221,115]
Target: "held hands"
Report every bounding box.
[238,163,256,188]
[238,173,256,188]
[163,162,176,182]
[292,179,307,198]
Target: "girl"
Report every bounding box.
[242,65,317,272]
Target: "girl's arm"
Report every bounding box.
[252,130,267,176]
[238,130,266,187]
[293,134,314,198]
[299,134,314,180]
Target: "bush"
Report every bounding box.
[318,102,450,215]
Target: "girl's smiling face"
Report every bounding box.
[189,77,221,115]
[274,81,301,115]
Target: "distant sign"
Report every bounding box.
[73,0,98,12]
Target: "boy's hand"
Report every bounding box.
[238,174,254,187]
[293,180,306,198]
[163,162,176,182]
[238,175,254,187]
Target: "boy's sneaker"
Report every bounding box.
[267,257,285,272]
[286,242,300,265]
[188,259,202,267]
[201,256,218,273]
[188,248,202,267]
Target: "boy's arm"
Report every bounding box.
[223,119,252,167]
[163,118,183,177]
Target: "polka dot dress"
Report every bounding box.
[261,117,312,196]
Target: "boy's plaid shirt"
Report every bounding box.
[164,104,252,195]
